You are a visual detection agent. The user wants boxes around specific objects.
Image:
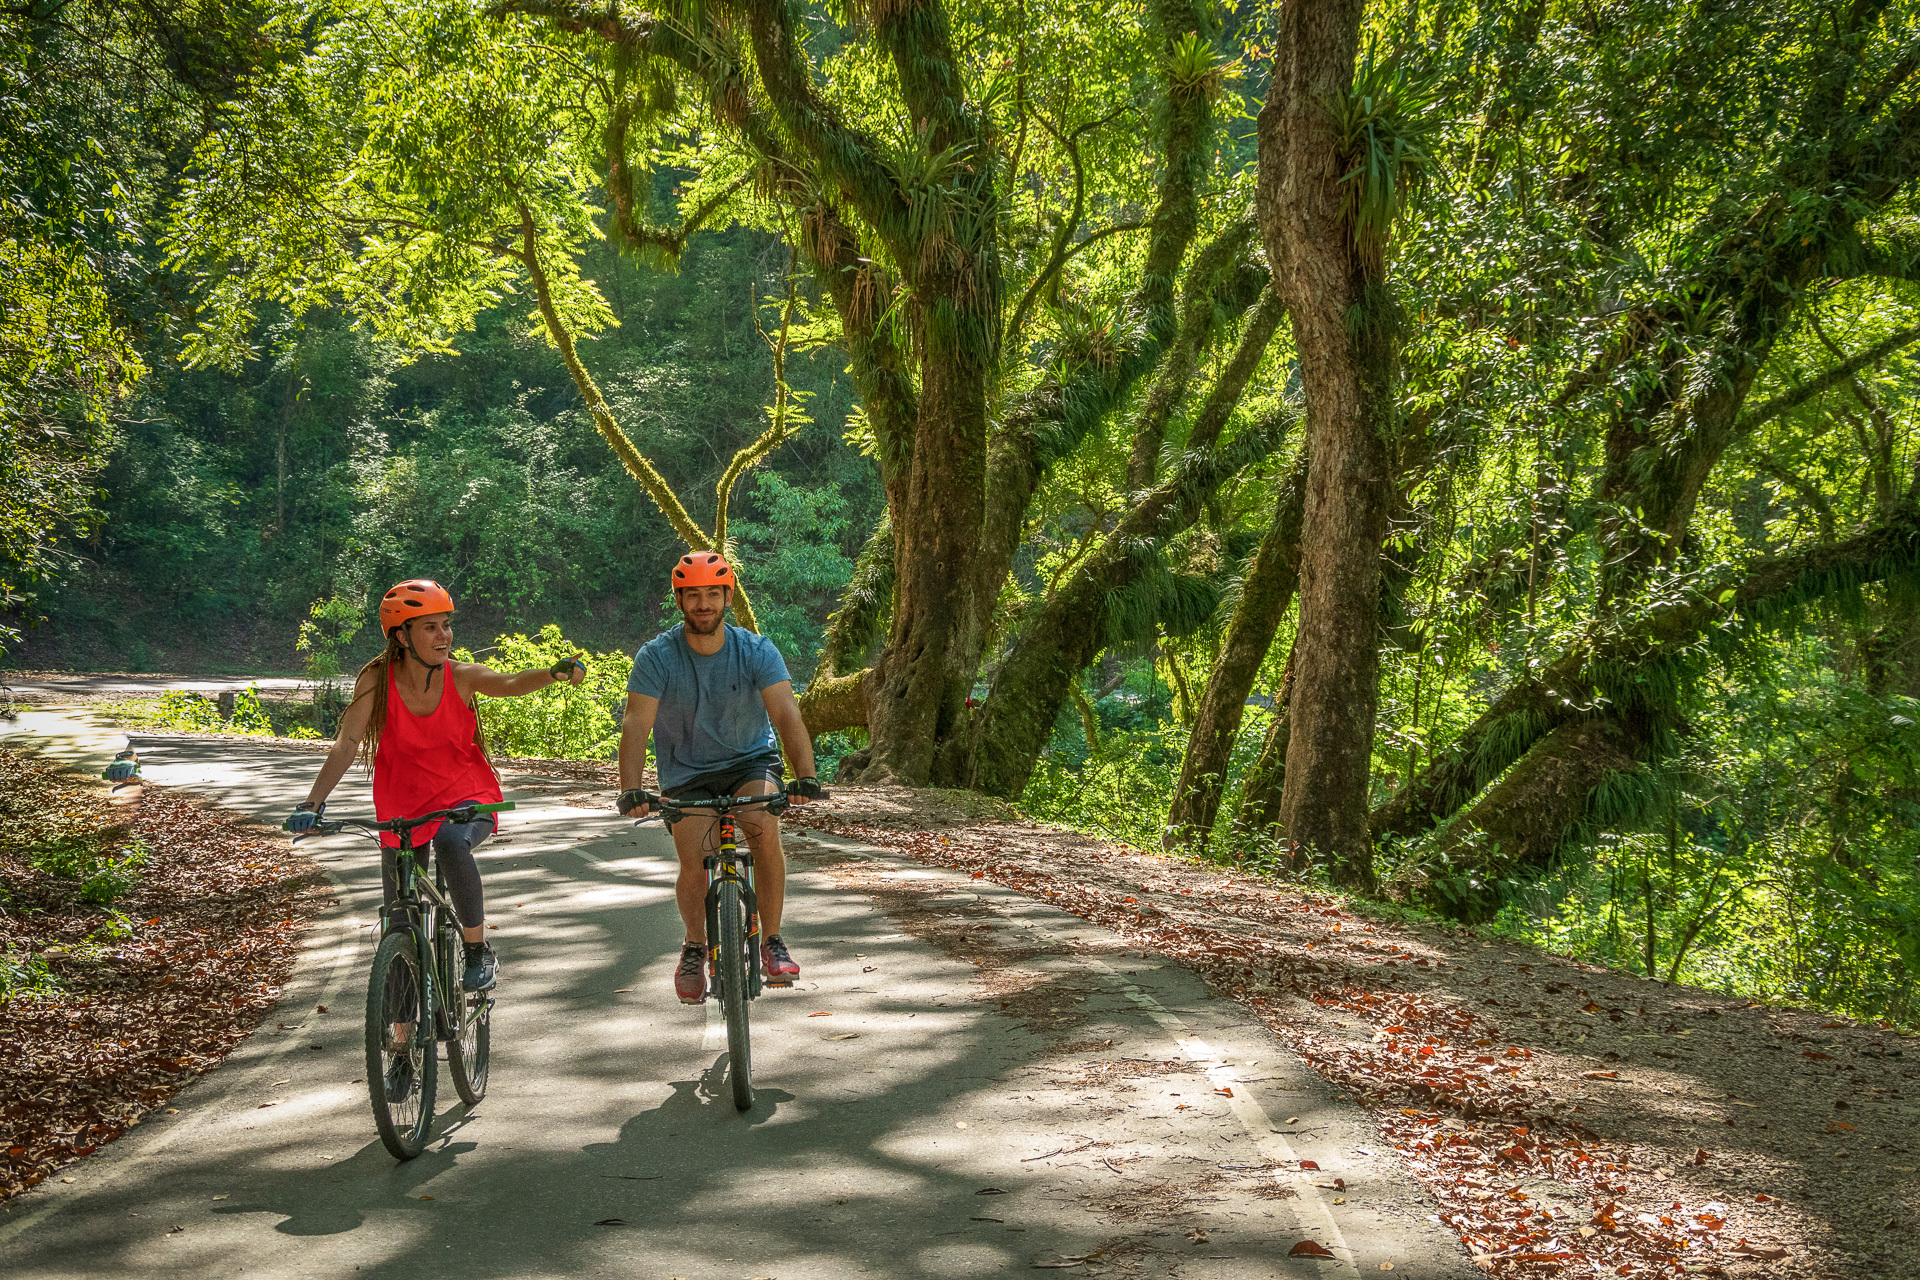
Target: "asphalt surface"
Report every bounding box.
[0,709,1474,1280]
[3,674,320,698]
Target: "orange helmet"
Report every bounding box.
[379,578,455,634]
[672,551,735,591]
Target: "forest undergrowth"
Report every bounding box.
[1016,698,1920,1038]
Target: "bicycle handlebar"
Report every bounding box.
[624,780,829,823]
[298,799,516,842]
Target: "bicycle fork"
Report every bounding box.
[704,819,763,999]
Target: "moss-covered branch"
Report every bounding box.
[516,204,761,631]
[1373,500,1920,847]
[964,405,1297,796]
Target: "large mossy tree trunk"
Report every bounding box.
[1255,0,1393,889]
[530,0,1280,786]
[1419,711,1660,923]
[1163,448,1307,850]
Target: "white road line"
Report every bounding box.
[807,833,1361,1275]
[0,894,364,1247]
[1010,915,1359,1274]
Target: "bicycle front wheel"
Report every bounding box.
[365,930,438,1159]
[715,879,754,1111]
[447,990,491,1106]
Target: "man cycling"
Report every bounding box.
[616,552,821,1003]
[284,578,585,992]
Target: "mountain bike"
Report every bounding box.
[633,782,825,1111]
[296,800,513,1158]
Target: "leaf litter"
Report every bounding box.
[786,785,1919,1279]
[0,748,326,1200]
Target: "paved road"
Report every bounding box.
[4,673,322,699]
[0,714,1472,1280]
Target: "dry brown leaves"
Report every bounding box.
[790,802,1855,1279]
[0,749,326,1200]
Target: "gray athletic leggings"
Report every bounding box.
[381,817,490,931]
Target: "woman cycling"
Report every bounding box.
[284,578,584,991]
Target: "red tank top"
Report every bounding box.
[372,665,503,848]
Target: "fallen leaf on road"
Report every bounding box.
[1214,1087,1233,1097]
[1581,1070,1617,1080]
[1694,1148,1709,1164]
[1288,1240,1335,1257]
[829,1033,860,1040]
[418,1195,434,1201]
[257,1100,281,1109]
[1827,1121,1856,1132]
[1299,1159,1320,1170]
[808,1011,831,1017]
[971,1216,1004,1222]
[593,1218,628,1226]
[976,1187,1007,1195]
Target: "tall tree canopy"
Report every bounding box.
[169,0,1296,790]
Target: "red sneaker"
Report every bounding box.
[761,934,799,986]
[674,942,707,1004]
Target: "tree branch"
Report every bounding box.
[1732,322,1920,438]
[515,202,760,629]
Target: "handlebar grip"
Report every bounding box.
[474,801,516,813]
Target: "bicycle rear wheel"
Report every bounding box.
[715,878,754,1111]
[365,930,438,1159]
[447,991,491,1106]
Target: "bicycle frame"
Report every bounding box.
[302,801,510,1043]
[704,812,763,1000]
[296,799,510,1155]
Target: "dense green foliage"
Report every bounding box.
[25,225,878,671]
[11,0,1920,1029]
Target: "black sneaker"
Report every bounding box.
[761,934,799,986]
[463,943,497,991]
[674,942,708,1004]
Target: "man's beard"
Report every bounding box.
[684,612,723,636]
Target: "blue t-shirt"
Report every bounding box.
[627,624,792,790]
